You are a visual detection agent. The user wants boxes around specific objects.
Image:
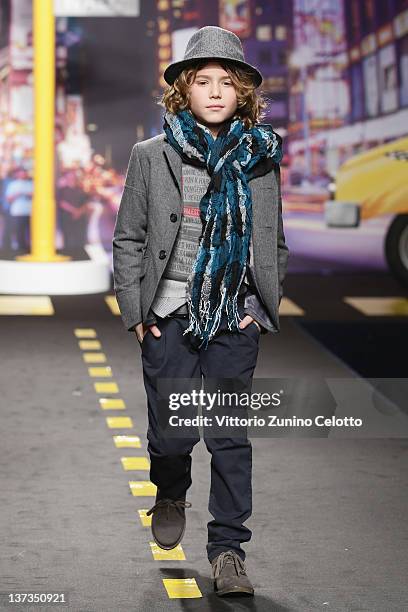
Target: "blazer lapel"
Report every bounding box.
[163,138,182,199]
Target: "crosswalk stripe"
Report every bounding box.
[344,297,408,316]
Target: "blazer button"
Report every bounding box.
[170,213,177,222]
[159,250,167,259]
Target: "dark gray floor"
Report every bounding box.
[1,307,407,611]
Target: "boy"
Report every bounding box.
[113,25,289,597]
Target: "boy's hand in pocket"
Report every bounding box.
[135,322,162,343]
[238,315,261,332]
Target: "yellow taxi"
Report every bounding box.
[325,136,408,285]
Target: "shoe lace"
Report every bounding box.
[146,498,192,520]
[212,550,247,579]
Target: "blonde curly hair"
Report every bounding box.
[157,59,269,130]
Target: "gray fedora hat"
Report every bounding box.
[163,25,263,88]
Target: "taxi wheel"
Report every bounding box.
[385,214,408,287]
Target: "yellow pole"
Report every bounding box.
[18,0,69,262]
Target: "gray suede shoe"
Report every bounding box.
[146,494,192,550]
[211,550,254,597]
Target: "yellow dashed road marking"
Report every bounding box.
[113,435,141,448]
[0,295,54,315]
[94,382,119,393]
[162,578,202,599]
[138,509,152,526]
[78,339,101,350]
[150,542,186,560]
[129,481,157,496]
[106,416,133,429]
[74,328,97,338]
[121,457,150,471]
[74,323,194,584]
[99,398,125,410]
[83,352,107,363]
[88,366,112,377]
[105,295,120,315]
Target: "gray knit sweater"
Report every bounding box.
[150,160,250,317]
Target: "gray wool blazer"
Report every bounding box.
[112,132,290,335]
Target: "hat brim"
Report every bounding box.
[163,57,263,88]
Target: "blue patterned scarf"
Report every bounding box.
[163,109,283,350]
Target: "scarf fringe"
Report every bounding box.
[182,286,243,350]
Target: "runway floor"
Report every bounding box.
[1,280,407,611]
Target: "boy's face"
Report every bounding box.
[188,62,238,137]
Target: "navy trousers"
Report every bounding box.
[140,293,260,563]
